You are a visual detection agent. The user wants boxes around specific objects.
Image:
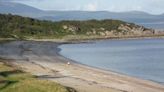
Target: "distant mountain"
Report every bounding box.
[0,1,44,17]
[39,11,155,21]
[0,1,164,29]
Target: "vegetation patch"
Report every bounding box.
[0,13,154,40]
[0,62,76,92]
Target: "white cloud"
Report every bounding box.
[83,2,98,11]
[5,0,164,14]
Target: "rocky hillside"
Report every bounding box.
[61,20,155,37]
[0,14,157,39]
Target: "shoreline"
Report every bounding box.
[26,34,164,43]
[58,38,164,85]
[0,40,164,92]
[58,51,164,85]
[57,43,164,85]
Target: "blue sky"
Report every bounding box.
[8,0,164,14]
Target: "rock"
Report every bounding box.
[105,31,113,36]
[118,24,131,31]
[118,24,155,36]
[63,25,68,30]
[143,29,155,35]
[100,27,105,31]
[99,32,106,36]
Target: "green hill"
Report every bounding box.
[0,14,155,40]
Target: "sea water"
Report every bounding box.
[59,38,164,84]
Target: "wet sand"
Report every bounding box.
[0,41,164,92]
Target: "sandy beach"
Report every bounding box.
[0,41,164,92]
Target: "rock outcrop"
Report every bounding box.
[62,23,155,37]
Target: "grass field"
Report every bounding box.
[0,62,75,92]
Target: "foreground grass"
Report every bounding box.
[0,62,75,92]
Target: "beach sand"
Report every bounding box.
[0,41,164,92]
